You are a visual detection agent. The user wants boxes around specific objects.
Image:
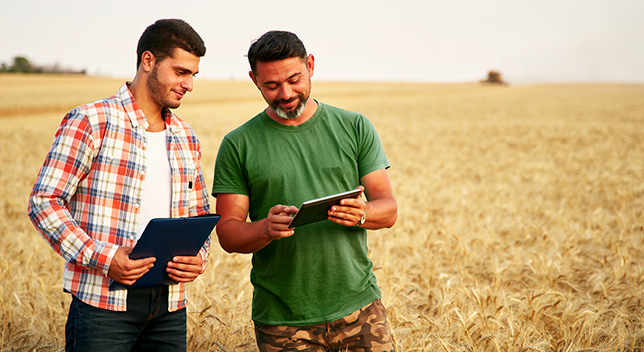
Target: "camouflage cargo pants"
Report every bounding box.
[254,299,395,352]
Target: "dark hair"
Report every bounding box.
[136,19,206,69]
[247,31,307,74]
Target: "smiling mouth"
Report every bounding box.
[279,98,298,109]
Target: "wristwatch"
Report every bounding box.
[356,210,367,226]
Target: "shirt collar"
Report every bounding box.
[117,82,182,134]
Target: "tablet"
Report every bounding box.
[110,213,220,290]
[288,189,362,228]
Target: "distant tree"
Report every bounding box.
[0,55,86,75]
[11,56,33,73]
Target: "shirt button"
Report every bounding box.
[134,203,140,208]
[129,235,135,240]
[140,171,146,175]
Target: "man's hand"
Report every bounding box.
[108,246,155,286]
[265,205,299,240]
[328,170,397,230]
[216,193,298,254]
[327,186,366,227]
[166,253,205,283]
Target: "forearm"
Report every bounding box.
[216,217,272,254]
[28,196,117,274]
[362,196,398,230]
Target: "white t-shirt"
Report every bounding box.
[134,130,172,241]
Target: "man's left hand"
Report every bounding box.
[166,253,205,283]
[328,186,366,227]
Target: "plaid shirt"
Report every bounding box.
[28,83,211,312]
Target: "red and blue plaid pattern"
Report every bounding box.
[28,83,211,311]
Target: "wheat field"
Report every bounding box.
[1,74,643,351]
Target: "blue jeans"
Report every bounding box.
[65,286,186,352]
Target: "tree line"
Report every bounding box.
[1,56,86,74]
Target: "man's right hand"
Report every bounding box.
[107,246,156,286]
[215,193,298,253]
[265,205,299,240]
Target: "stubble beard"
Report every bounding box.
[271,94,308,120]
[147,66,181,109]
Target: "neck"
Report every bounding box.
[129,77,165,131]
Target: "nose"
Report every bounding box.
[182,75,194,92]
[278,84,293,100]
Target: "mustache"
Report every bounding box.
[276,97,298,105]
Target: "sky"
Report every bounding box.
[2,0,643,85]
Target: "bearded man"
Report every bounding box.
[212,30,398,352]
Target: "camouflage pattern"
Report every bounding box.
[255,299,395,352]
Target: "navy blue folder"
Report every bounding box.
[110,213,220,290]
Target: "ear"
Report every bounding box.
[140,51,156,73]
[306,54,315,78]
[249,70,259,88]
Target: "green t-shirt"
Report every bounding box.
[212,101,390,326]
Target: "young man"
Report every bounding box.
[27,19,210,351]
[212,31,398,352]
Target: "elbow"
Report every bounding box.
[216,229,253,254]
[216,235,238,254]
[220,243,253,255]
[215,221,237,254]
[221,246,236,254]
[369,204,397,229]
[384,202,398,228]
[27,194,37,215]
[385,211,397,228]
[384,196,398,228]
[219,240,239,254]
[27,194,44,224]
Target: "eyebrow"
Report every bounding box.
[262,72,302,86]
[173,64,199,76]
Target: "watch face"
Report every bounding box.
[359,211,366,225]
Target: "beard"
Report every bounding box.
[270,93,308,120]
[147,66,181,109]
